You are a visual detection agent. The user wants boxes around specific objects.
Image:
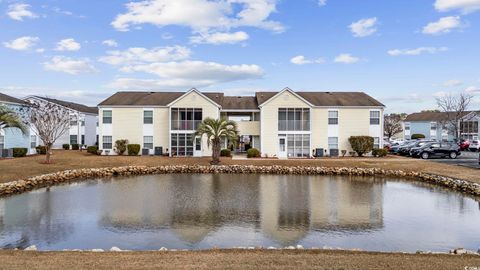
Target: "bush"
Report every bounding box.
[62,144,70,150]
[87,146,98,155]
[220,149,232,157]
[341,150,347,157]
[71,144,80,150]
[411,133,426,140]
[372,148,388,157]
[348,136,374,157]
[247,148,260,158]
[36,146,47,155]
[114,139,128,155]
[13,148,28,157]
[127,144,141,156]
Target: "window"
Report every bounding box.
[0,135,4,151]
[143,136,153,149]
[370,111,380,125]
[171,133,194,156]
[430,122,437,131]
[102,136,112,149]
[70,135,78,145]
[70,116,78,126]
[461,121,479,134]
[103,110,112,124]
[278,108,310,131]
[144,110,153,124]
[81,120,85,126]
[404,122,410,130]
[195,137,201,151]
[286,134,310,157]
[81,135,85,145]
[374,137,380,148]
[30,135,36,148]
[328,137,338,149]
[171,108,202,130]
[328,111,338,125]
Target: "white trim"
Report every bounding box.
[98,105,168,108]
[166,88,222,108]
[258,87,314,108]
[220,109,261,112]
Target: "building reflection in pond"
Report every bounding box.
[98,174,384,245]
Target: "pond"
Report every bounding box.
[0,174,479,252]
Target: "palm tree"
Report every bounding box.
[195,118,239,165]
[0,105,27,134]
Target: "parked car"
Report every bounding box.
[389,141,410,154]
[410,142,461,159]
[398,140,434,156]
[458,140,470,151]
[468,140,479,152]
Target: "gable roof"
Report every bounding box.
[256,91,384,107]
[166,89,223,107]
[98,91,224,107]
[222,96,258,110]
[405,111,472,122]
[0,92,29,105]
[34,96,98,114]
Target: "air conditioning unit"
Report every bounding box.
[142,148,150,156]
[154,147,163,156]
[315,148,324,157]
[330,149,339,157]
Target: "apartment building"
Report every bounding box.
[24,96,98,149]
[97,88,385,157]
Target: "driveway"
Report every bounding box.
[428,151,480,169]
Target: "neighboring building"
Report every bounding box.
[403,111,475,141]
[98,88,384,157]
[0,93,39,155]
[24,96,99,149]
[460,111,479,141]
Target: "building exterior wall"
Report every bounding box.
[0,102,40,155]
[404,121,455,141]
[236,121,260,136]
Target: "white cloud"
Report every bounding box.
[3,36,39,51]
[190,31,249,45]
[43,56,97,75]
[334,53,360,64]
[7,3,38,21]
[318,0,327,6]
[36,48,45,53]
[290,55,325,65]
[99,46,191,65]
[102,39,118,47]
[109,61,263,89]
[443,79,463,87]
[349,17,377,37]
[422,16,463,35]
[55,38,81,51]
[434,0,480,13]
[111,0,284,33]
[387,47,448,56]
[465,86,480,93]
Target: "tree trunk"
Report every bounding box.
[211,139,220,165]
[45,143,52,164]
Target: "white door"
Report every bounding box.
[278,136,287,158]
[194,136,202,157]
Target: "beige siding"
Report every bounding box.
[237,121,260,136]
[112,108,143,146]
[170,91,220,156]
[153,108,169,150]
[311,108,328,151]
[338,109,370,151]
[260,91,311,157]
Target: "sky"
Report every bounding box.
[0,0,479,113]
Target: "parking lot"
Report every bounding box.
[428,151,480,169]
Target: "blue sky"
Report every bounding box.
[0,0,479,112]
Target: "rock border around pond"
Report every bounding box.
[0,165,479,197]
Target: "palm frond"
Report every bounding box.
[0,105,28,134]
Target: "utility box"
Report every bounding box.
[142,148,150,156]
[315,148,324,157]
[330,149,339,157]
[154,147,163,156]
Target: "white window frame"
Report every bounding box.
[328,137,338,149]
[370,111,380,125]
[143,136,153,149]
[102,136,112,149]
[328,110,338,125]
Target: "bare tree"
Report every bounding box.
[436,92,473,141]
[384,113,406,140]
[27,99,70,163]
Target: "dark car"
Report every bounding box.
[410,142,461,159]
[398,140,434,156]
[389,141,411,154]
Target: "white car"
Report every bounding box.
[469,140,479,152]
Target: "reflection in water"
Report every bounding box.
[0,174,479,251]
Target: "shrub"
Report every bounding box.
[411,133,426,140]
[13,148,28,157]
[349,151,356,157]
[114,139,128,155]
[247,148,260,158]
[220,149,232,157]
[372,148,388,157]
[341,150,347,157]
[62,144,70,150]
[36,146,47,155]
[348,136,374,157]
[71,144,80,150]
[87,146,98,155]
[127,144,141,156]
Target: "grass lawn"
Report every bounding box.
[0,150,479,184]
[0,250,479,270]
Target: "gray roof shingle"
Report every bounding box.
[0,92,29,105]
[35,96,98,114]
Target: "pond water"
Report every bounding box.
[0,174,479,252]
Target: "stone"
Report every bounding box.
[91,249,104,252]
[454,248,467,255]
[110,246,122,252]
[296,245,304,249]
[267,246,276,250]
[285,246,295,250]
[159,247,168,251]
[24,245,37,251]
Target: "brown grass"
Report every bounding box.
[0,150,478,184]
[0,250,479,270]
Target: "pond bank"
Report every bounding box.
[1,165,479,197]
